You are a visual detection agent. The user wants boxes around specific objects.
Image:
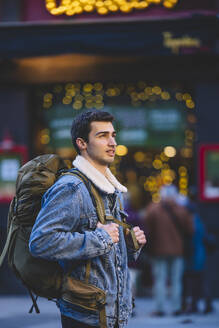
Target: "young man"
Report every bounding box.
[29,110,146,328]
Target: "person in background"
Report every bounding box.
[143,185,193,317]
[182,195,217,314]
[124,192,148,316]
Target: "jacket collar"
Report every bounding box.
[73,155,127,194]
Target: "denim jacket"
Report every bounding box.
[29,156,139,328]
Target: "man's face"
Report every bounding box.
[84,121,117,168]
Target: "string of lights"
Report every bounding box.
[45,0,179,16]
[42,82,195,110]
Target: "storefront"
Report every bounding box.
[30,81,195,209]
[0,0,219,294]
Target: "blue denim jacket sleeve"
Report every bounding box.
[29,179,113,261]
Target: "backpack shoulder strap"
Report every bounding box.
[0,197,19,267]
[91,183,141,251]
[117,196,123,211]
[61,169,136,232]
[0,220,17,267]
[89,184,106,225]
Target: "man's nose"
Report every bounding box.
[109,136,117,146]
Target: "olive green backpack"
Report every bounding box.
[0,153,139,324]
[0,154,69,312]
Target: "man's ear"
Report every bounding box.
[76,138,87,152]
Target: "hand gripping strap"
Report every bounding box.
[62,170,140,250]
[130,228,141,251]
[90,186,140,251]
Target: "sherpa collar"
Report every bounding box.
[73,155,127,194]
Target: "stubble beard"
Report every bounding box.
[98,155,115,167]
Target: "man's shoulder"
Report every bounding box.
[56,170,85,188]
[42,170,84,195]
[42,171,89,203]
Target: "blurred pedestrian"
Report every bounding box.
[143,185,193,316]
[182,198,217,314]
[124,193,148,315]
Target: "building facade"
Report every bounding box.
[0,0,219,296]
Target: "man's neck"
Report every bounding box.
[81,154,107,176]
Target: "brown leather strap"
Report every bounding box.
[117,197,123,211]
[105,215,132,230]
[99,306,107,328]
[90,185,105,224]
[85,259,91,284]
[0,220,18,267]
[130,228,141,251]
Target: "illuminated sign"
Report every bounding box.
[0,154,22,203]
[106,105,185,147]
[0,136,28,203]
[0,149,27,204]
[22,0,218,22]
[163,32,201,54]
[199,145,219,202]
[45,0,179,16]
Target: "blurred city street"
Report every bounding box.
[0,295,219,328]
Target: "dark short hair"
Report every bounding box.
[71,110,114,153]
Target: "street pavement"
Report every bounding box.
[0,295,219,328]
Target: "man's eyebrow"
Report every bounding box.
[95,130,116,136]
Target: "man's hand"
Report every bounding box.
[125,226,147,250]
[132,226,147,247]
[97,222,119,243]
